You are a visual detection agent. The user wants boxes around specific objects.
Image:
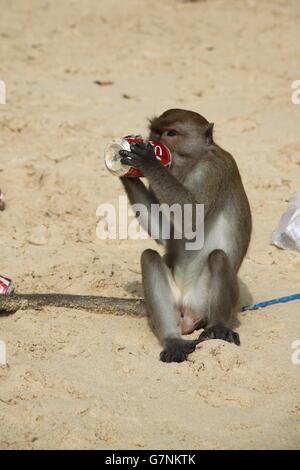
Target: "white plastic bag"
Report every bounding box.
[271,191,300,251]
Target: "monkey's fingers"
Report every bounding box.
[198,325,240,346]
[119,150,142,160]
[160,338,199,363]
[120,156,136,167]
[124,134,143,140]
[129,144,146,156]
[131,141,156,155]
[120,150,145,168]
[119,151,137,165]
[131,141,147,149]
[119,150,132,159]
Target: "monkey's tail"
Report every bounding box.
[0,293,146,317]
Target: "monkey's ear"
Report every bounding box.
[148,116,158,130]
[205,123,214,145]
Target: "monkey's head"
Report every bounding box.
[149,109,214,158]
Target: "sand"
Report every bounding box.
[0,0,300,450]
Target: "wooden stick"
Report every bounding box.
[0,293,146,317]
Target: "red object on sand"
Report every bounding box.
[0,275,14,295]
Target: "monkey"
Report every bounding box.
[119,109,252,363]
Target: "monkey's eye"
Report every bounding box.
[166,130,177,137]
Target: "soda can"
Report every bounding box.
[0,275,14,295]
[104,136,172,177]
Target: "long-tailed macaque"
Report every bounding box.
[120,109,252,362]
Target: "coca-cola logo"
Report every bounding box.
[149,142,163,161]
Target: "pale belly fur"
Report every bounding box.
[166,212,236,335]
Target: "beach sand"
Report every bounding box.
[0,0,300,449]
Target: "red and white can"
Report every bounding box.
[0,275,14,295]
[104,136,172,177]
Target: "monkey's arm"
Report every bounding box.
[120,177,169,245]
[120,143,196,207]
[120,143,223,216]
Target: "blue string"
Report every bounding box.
[242,292,300,312]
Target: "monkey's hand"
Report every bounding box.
[160,338,199,363]
[119,141,159,172]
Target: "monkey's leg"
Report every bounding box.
[199,249,240,346]
[141,249,199,363]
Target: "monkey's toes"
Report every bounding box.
[198,325,240,346]
[160,338,198,363]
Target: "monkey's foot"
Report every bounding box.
[198,325,240,346]
[160,338,199,363]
